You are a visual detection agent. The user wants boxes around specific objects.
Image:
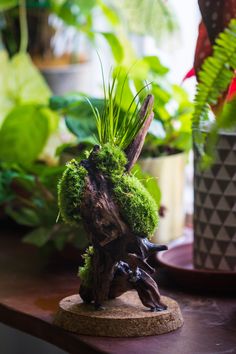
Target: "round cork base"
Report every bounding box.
[54,291,183,337]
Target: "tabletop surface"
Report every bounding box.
[0,224,236,354]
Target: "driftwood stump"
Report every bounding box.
[77,95,167,311]
[55,94,183,336]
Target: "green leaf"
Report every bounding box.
[144,176,161,208]
[143,56,169,76]
[9,53,51,104]
[100,32,124,63]
[115,0,178,41]
[0,104,49,165]
[98,0,120,25]
[6,206,41,227]
[51,94,104,143]
[0,0,18,11]
[0,169,18,203]
[23,227,51,247]
[52,0,96,28]
[132,164,161,208]
[0,51,51,126]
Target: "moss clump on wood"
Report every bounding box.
[113,174,158,238]
[58,159,87,225]
[78,246,94,286]
[94,143,127,181]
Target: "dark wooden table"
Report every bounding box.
[0,225,236,354]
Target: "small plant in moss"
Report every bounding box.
[58,74,167,311]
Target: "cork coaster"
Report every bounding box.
[54,291,183,337]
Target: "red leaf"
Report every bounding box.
[226,75,236,101]
[182,68,196,82]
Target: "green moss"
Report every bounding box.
[94,143,127,181]
[58,159,87,225]
[113,174,158,238]
[78,246,94,286]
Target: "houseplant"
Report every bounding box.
[0,0,126,94]
[192,13,236,272]
[54,80,183,337]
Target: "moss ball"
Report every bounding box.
[113,174,158,238]
[58,159,87,225]
[94,143,127,180]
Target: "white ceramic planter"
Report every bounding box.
[41,62,91,95]
[139,152,186,244]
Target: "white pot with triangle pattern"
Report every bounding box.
[193,131,236,272]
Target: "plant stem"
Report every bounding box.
[19,0,28,53]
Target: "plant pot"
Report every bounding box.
[40,62,91,95]
[193,131,236,271]
[139,152,186,244]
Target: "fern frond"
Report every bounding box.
[193,19,236,141]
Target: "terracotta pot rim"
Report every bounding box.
[40,61,90,73]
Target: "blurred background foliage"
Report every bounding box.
[0,0,193,253]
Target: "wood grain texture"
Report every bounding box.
[54,292,183,337]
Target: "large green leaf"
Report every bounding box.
[0,104,49,165]
[50,94,104,143]
[0,51,51,125]
[98,0,119,25]
[0,0,18,11]
[8,53,51,104]
[100,32,124,63]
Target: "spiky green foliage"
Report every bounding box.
[89,74,150,150]
[94,143,127,181]
[113,174,158,238]
[58,159,87,225]
[193,19,236,150]
[78,246,94,286]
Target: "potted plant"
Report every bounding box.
[192,2,236,272]
[0,0,126,94]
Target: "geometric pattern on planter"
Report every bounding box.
[194,133,236,272]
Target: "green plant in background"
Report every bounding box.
[114,0,177,43]
[0,0,124,62]
[57,85,160,247]
[112,57,193,157]
[193,18,236,166]
[51,56,193,159]
[0,0,187,252]
[0,162,88,249]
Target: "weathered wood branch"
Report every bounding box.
[125,94,154,172]
[78,95,167,311]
